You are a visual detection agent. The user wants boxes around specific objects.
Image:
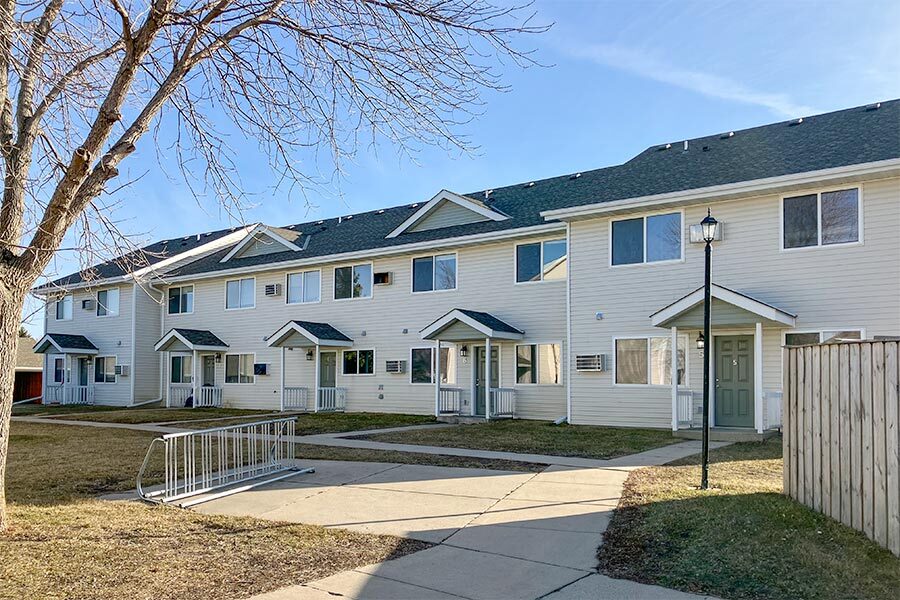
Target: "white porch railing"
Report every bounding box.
[169,384,193,407]
[489,387,515,419]
[438,387,463,415]
[283,387,310,411]
[62,385,95,405]
[317,387,347,412]
[676,389,701,428]
[196,386,223,408]
[763,390,783,431]
[44,385,64,404]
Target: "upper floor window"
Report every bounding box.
[334,264,372,300]
[410,347,453,384]
[55,295,73,321]
[225,278,255,309]
[96,288,119,317]
[342,349,374,375]
[516,239,567,283]
[611,212,682,266]
[412,254,457,293]
[615,336,686,386]
[287,270,321,304]
[168,285,193,314]
[225,354,255,383]
[94,356,117,383]
[516,343,562,384]
[782,188,860,249]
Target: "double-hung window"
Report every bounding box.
[515,343,562,384]
[52,357,65,383]
[515,239,567,283]
[611,212,682,266]
[225,354,255,383]
[287,270,321,304]
[96,288,119,316]
[168,285,193,314]
[55,295,73,320]
[782,188,860,249]
[170,355,193,383]
[225,278,255,309]
[412,254,457,292]
[784,329,862,346]
[334,264,372,300]
[94,356,117,383]
[615,336,687,385]
[410,347,453,384]
[342,349,374,375]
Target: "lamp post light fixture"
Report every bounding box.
[699,209,719,490]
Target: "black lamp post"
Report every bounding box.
[699,209,718,490]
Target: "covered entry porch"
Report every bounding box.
[155,328,229,407]
[421,309,524,419]
[650,284,796,434]
[33,333,98,405]
[266,320,354,412]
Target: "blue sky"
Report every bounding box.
[25,0,900,334]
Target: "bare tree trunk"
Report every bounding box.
[0,264,29,531]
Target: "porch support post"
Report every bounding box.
[434,339,441,418]
[280,346,286,412]
[671,326,678,432]
[165,352,170,407]
[64,354,70,404]
[192,349,199,407]
[484,337,491,421]
[754,321,764,433]
[313,345,320,413]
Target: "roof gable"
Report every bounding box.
[386,190,508,238]
[220,224,304,263]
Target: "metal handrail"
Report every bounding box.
[136,417,312,507]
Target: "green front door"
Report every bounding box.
[715,335,754,428]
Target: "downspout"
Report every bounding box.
[130,283,137,406]
[565,221,572,424]
[147,281,165,405]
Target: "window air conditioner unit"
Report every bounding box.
[689,222,724,243]
[373,272,392,285]
[264,283,282,297]
[385,360,406,374]
[253,363,269,376]
[575,354,609,372]
[81,299,94,311]
[114,364,129,377]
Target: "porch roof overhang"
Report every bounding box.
[420,309,524,341]
[33,333,98,355]
[266,320,353,348]
[650,284,797,329]
[154,328,229,352]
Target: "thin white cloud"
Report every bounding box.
[568,43,819,118]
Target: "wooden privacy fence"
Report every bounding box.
[783,340,900,556]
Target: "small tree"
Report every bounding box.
[0,0,543,530]
[18,327,29,338]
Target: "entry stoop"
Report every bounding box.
[438,415,490,425]
[673,427,779,442]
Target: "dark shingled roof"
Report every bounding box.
[51,100,900,284]
[290,321,353,342]
[165,328,229,348]
[38,333,98,351]
[456,309,523,334]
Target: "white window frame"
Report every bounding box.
[224,352,256,384]
[514,342,564,386]
[54,295,73,321]
[50,355,65,384]
[782,327,866,346]
[513,238,568,284]
[410,252,458,294]
[167,285,194,315]
[779,186,863,252]
[608,209,685,268]
[224,277,256,310]
[333,263,374,301]
[96,288,120,317]
[409,346,456,385]
[93,355,117,384]
[285,269,322,305]
[613,335,689,387]
[341,349,375,376]
[169,353,194,384]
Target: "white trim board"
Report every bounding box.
[266,321,354,348]
[386,190,508,238]
[420,309,524,341]
[650,284,797,328]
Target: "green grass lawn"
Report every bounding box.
[11,402,129,417]
[42,406,275,424]
[361,419,679,460]
[181,411,438,433]
[597,437,900,600]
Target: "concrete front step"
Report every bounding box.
[674,427,778,442]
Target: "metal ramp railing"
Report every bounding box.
[137,417,313,508]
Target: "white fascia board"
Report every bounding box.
[420,309,524,340]
[154,329,227,352]
[219,224,302,263]
[650,284,796,327]
[266,322,353,347]
[386,189,509,239]
[33,335,64,353]
[541,158,900,221]
[158,222,565,285]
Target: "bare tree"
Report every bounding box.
[0,0,544,530]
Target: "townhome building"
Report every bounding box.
[33,99,900,435]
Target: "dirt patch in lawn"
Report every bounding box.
[360,419,679,460]
[295,443,545,472]
[44,406,274,424]
[597,437,900,600]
